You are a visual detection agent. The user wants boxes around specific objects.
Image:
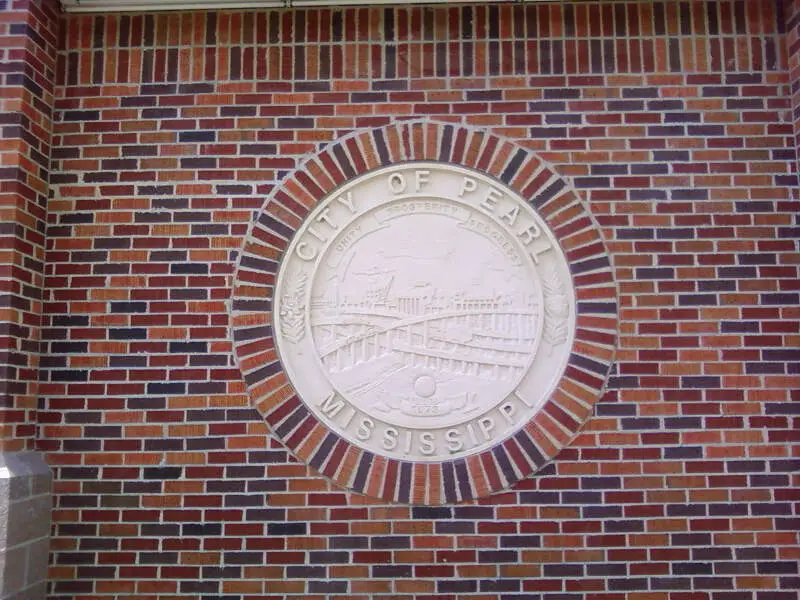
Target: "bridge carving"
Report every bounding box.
[312,306,538,383]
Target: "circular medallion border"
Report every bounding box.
[231,121,618,505]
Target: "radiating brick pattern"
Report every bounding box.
[231,120,617,503]
[0,0,59,451]
[42,2,800,599]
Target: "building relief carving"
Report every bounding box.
[274,162,576,462]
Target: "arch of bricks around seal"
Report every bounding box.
[231,120,618,504]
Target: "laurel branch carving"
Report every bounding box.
[542,269,569,347]
[279,273,307,343]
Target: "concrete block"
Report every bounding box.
[0,452,52,600]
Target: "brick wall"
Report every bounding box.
[0,0,58,451]
[0,2,59,598]
[42,2,799,598]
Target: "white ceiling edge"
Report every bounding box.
[62,0,541,12]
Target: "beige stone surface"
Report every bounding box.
[276,163,575,462]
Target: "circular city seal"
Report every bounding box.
[274,162,575,462]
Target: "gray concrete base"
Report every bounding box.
[0,453,52,600]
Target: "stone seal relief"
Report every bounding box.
[231,121,618,504]
[275,163,573,462]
